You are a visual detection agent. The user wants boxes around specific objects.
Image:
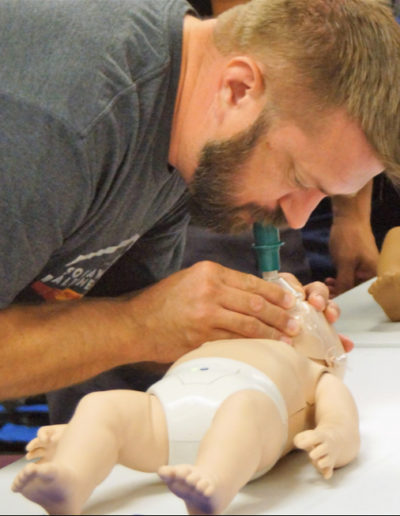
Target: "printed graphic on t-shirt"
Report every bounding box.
[31,281,83,301]
[31,234,140,301]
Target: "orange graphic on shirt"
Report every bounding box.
[32,281,83,301]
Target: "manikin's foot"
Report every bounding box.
[25,425,67,461]
[12,462,84,515]
[159,464,223,515]
[294,427,339,480]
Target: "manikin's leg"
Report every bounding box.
[159,389,286,515]
[12,390,168,515]
[294,373,360,479]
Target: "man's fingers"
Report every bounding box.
[280,272,304,294]
[338,333,354,353]
[305,282,342,324]
[219,287,300,336]
[219,267,296,309]
[304,281,331,309]
[214,308,292,342]
[334,265,356,296]
[324,301,341,323]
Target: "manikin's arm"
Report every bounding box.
[327,181,378,296]
[294,373,360,479]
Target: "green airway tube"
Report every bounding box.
[252,223,284,274]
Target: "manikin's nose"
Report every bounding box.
[280,190,327,229]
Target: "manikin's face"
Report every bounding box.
[188,107,383,233]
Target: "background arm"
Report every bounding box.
[327,181,378,296]
[211,0,250,15]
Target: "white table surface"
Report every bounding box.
[1,280,400,515]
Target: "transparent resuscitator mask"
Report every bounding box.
[253,223,347,377]
[263,271,347,378]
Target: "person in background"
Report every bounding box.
[392,0,400,20]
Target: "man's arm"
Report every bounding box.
[0,297,142,400]
[328,180,379,296]
[0,261,304,401]
[211,0,249,15]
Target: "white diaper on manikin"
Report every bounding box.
[148,357,288,471]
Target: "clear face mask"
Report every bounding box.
[253,223,347,377]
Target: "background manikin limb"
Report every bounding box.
[12,338,359,516]
[368,226,400,320]
[375,226,400,277]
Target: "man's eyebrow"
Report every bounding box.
[312,172,362,197]
[294,167,332,195]
[315,182,335,196]
[301,170,346,197]
[314,180,358,198]
[291,160,349,197]
[332,192,358,199]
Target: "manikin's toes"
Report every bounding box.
[25,425,67,461]
[11,462,83,515]
[159,464,221,515]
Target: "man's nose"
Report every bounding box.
[280,189,327,229]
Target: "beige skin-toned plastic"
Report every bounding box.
[368,227,400,321]
[11,318,359,516]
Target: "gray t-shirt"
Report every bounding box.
[0,0,193,307]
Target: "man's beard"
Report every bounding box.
[187,110,288,234]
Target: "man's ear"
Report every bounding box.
[220,56,265,108]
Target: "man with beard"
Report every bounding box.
[184,0,382,296]
[0,0,398,423]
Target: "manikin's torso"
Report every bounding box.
[170,338,328,454]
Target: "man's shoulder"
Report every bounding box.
[0,0,190,135]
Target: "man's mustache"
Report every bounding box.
[188,196,288,234]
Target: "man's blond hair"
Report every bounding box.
[214,0,400,179]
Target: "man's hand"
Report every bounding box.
[281,273,354,353]
[281,272,339,318]
[0,262,352,401]
[128,261,302,363]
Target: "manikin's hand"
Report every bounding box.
[127,261,302,363]
[280,273,353,353]
[326,218,379,298]
[294,427,340,480]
